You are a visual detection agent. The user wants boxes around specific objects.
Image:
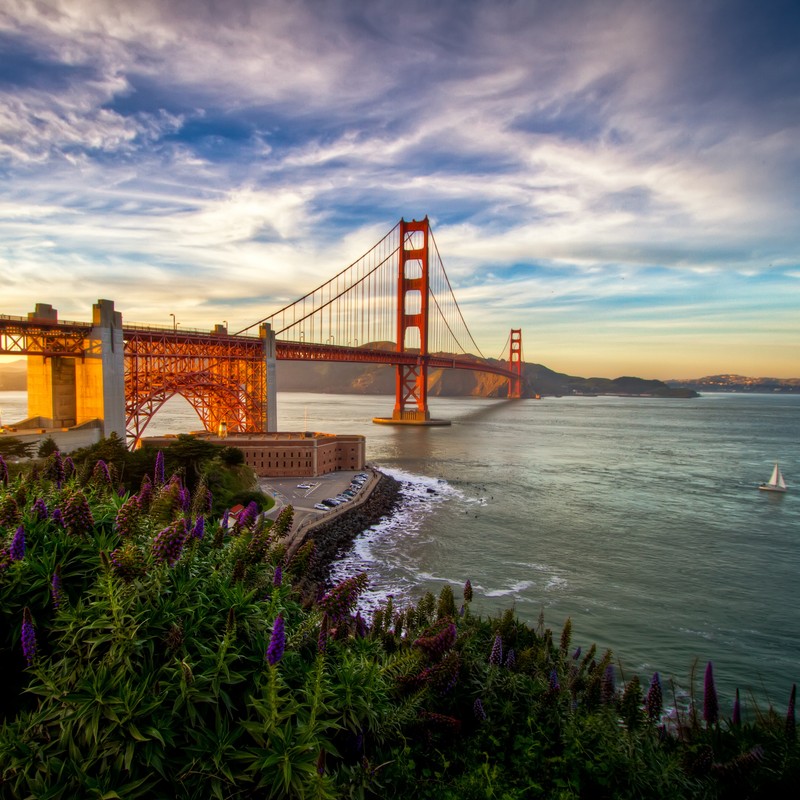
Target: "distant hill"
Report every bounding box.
[667,374,800,393]
[276,356,697,398]
[0,354,697,398]
[0,359,25,391]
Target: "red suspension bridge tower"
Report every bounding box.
[373,217,449,425]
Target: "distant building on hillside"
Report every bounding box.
[141,431,366,478]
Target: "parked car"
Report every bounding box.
[314,503,329,511]
[296,483,311,489]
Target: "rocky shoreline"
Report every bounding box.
[290,470,402,588]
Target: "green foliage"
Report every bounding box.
[1,460,799,798]
[0,436,35,459]
[37,436,59,458]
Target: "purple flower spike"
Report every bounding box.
[601,664,616,703]
[549,669,560,693]
[51,567,63,611]
[703,661,719,725]
[489,634,503,666]
[10,525,25,561]
[151,519,188,566]
[732,688,741,726]
[572,646,582,660]
[463,579,473,603]
[154,450,165,485]
[220,509,229,529]
[32,497,48,521]
[273,565,283,587]
[354,612,369,638]
[505,648,516,669]
[646,673,663,721]
[473,698,487,721]
[51,507,64,528]
[21,607,37,666]
[191,516,205,540]
[266,614,286,666]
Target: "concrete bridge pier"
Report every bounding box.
[26,299,125,439]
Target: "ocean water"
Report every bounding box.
[2,389,798,707]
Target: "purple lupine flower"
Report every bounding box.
[0,454,8,485]
[354,612,369,638]
[191,516,205,540]
[549,669,560,692]
[414,622,457,659]
[787,684,796,739]
[178,486,191,513]
[266,614,286,666]
[473,698,487,721]
[318,573,369,622]
[488,634,503,666]
[572,646,582,660]
[63,456,76,479]
[703,661,719,725]
[318,612,329,654]
[9,525,25,561]
[505,648,516,669]
[238,501,259,530]
[137,475,153,508]
[273,565,283,587]
[463,579,473,603]
[154,450,165,485]
[63,491,94,535]
[601,664,616,704]
[0,495,21,527]
[91,459,112,487]
[151,519,188,567]
[21,607,37,666]
[732,688,741,727]
[220,509,229,529]
[114,496,140,538]
[646,673,663,721]
[32,497,48,521]
[51,566,64,610]
[46,451,65,489]
[51,507,64,528]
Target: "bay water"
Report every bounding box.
[3,389,798,709]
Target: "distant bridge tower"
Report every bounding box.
[509,328,523,398]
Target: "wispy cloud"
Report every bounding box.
[1,0,798,376]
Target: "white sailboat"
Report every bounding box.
[759,463,787,493]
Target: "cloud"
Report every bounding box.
[0,0,798,376]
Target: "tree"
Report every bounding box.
[0,437,34,459]
[37,437,58,458]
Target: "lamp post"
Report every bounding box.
[170,313,176,332]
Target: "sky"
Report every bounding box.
[1,0,799,380]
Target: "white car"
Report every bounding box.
[314,503,328,511]
[297,483,311,489]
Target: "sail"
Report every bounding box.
[769,463,780,486]
[777,468,787,490]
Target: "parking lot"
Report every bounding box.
[258,469,374,531]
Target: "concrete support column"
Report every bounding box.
[261,322,277,433]
[26,304,77,428]
[75,299,126,439]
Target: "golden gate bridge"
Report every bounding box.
[0,218,526,445]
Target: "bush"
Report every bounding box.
[1,458,798,798]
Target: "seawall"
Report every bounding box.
[287,469,401,587]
